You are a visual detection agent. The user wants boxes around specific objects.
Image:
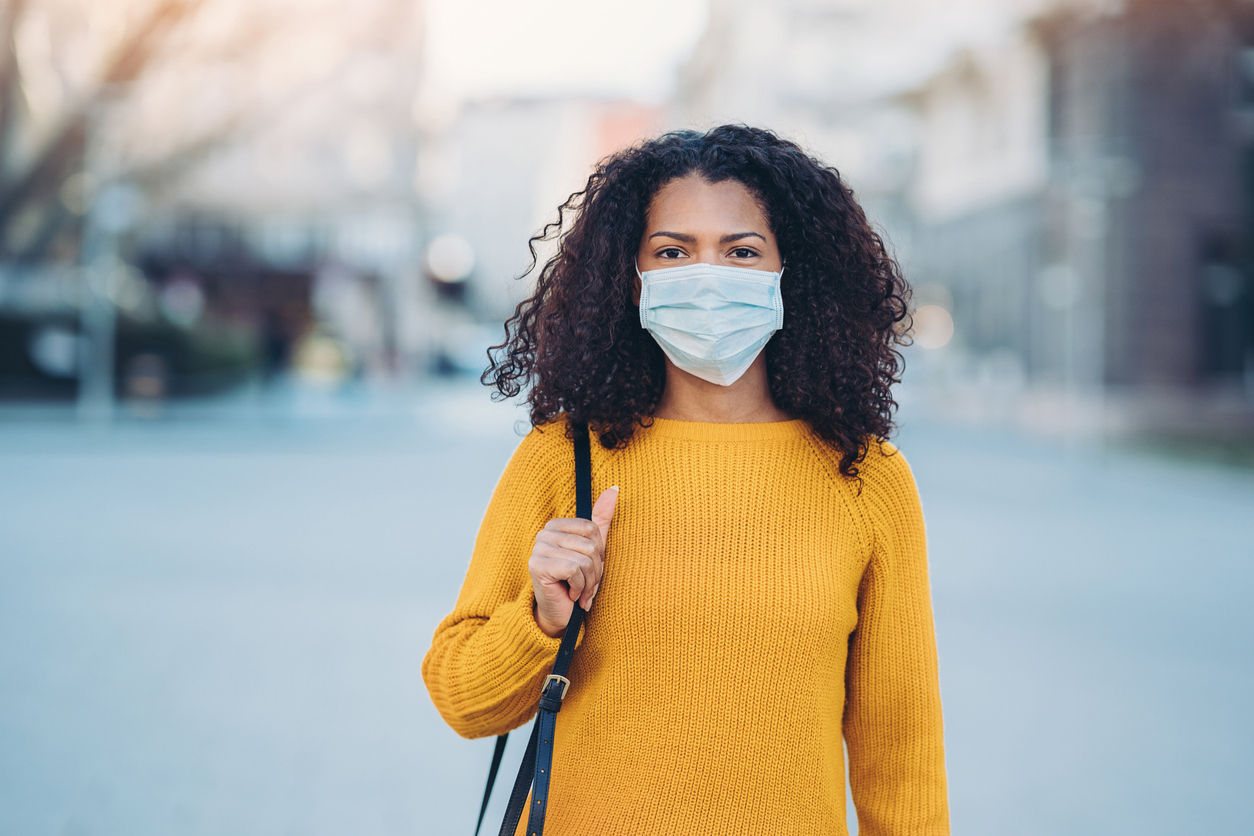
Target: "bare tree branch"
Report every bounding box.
[11,113,243,264]
[0,0,203,247]
[0,0,31,182]
[13,194,74,264]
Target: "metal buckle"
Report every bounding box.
[543,674,570,700]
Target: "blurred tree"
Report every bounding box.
[0,0,421,266]
[0,0,214,262]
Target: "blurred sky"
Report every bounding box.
[420,0,1050,107]
[421,0,709,104]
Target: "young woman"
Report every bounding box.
[423,125,949,836]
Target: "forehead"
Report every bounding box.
[645,175,769,232]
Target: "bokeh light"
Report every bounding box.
[424,233,476,283]
[913,304,955,350]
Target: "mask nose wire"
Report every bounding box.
[637,260,784,280]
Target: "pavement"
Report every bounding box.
[0,380,1251,836]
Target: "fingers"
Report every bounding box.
[534,530,602,597]
[535,529,600,560]
[544,485,620,548]
[533,487,621,614]
[530,542,596,600]
[591,486,620,550]
[543,516,600,539]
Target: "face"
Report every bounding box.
[636,175,782,294]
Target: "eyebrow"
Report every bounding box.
[648,231,767,244]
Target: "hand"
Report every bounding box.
[529,486,619,638]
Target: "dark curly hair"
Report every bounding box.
[484,124,911,477]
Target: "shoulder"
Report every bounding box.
[853,440,926,561]
[855,440,919,504]
[484,417,581,521]
[801,433,916,496]
[803,433,921,530]
[505,416,578,480]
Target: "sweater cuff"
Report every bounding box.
[491,587,585,671]
[524,586,587,648]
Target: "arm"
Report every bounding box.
[421,427,575,739]
[844,446,950,835]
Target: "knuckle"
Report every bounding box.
[566,535,594,556]
[532,545,563,567]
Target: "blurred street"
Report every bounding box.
[0,383,1251,836]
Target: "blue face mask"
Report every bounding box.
[637,261,785,386]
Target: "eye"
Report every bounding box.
[729,247,760,259]
[656,247,686,259]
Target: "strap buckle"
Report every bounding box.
[542,674,570,700]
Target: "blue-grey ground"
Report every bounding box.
[0,383,1251,836]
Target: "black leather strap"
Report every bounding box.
[497,721,539,836]
[573,420,592,520]
[488,421,593,836]
[474,733,510,836]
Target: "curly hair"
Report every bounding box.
[484,124,911,477]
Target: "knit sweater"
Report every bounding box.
[423,416,949,836]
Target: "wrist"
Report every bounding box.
[532,599,566,639]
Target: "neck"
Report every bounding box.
[652,355,792,423]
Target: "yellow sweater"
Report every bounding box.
[423,417,949,836]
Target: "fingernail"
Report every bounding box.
[610,485,619,492]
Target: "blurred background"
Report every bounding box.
[0,0,1252,834]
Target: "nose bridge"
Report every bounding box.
[692,244,722,266]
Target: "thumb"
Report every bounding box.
[591,486,619,546]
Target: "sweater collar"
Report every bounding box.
[641,416,811,443]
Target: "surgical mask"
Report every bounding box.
[637,261,784,386]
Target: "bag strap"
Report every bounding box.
[476,421,593,836]
[473,734,509,836]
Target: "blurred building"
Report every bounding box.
[906,33,1049,381]
[141,0,429,384]
[909,0,1254,434]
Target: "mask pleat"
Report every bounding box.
[638,263,784,387]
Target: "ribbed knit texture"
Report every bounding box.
[422,416,949,836]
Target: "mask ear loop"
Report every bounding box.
[634,260,648,327]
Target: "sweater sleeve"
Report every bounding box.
[843,444,950,835]
[421,424,580,739]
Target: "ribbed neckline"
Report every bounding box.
[642,416,811,442]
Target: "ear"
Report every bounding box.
[632,271,641,306]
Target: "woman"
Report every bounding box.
[423,125,949,835]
